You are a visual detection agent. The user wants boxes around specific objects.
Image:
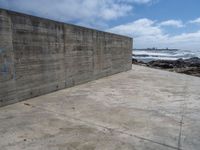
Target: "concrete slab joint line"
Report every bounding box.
[0,8,132,107]
[177,79,189,150]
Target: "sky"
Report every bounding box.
[0,0,200,50]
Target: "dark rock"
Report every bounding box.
[147,60,175,69]
[184,57,200,67]
[132,58,138,64]
[132,58,147,66]
[147,57,200,69]
[177,67,200,77]
[133,57,200,77]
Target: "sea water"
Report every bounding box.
[133,49,200,63]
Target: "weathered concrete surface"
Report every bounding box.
[0,65,200,150]
[0,8,132,107]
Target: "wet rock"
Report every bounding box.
[146,58,188,69]
[184,57,200,67]
[132,58,138,64]
[132,57,200,77]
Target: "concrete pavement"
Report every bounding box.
[0,65,200,150]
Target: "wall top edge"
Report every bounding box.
[0,7,133,40]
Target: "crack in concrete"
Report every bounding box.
[24,103,182,150]
[177,80,189,150]
[178,115,184,150]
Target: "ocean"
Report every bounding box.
[133,49,200,63]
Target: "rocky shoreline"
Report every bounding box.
[132,57,200,77]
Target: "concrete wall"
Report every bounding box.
[0,9,132,107]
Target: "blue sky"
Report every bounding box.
[0,0,200,50]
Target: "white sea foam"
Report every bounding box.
[133,56,179,61]
[133,51,172,57]
[133,49,200,62]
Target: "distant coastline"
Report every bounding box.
[133,48,199,63]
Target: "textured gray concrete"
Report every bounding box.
[0,65,200,150]
[0,8,132,107]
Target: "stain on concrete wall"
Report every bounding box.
[0,8,132,107]
[0,9,17,105]
[1,57,9,76]
[0,48,5,53]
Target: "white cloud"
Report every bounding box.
[108,18,162,37]
[159,20,184,28]
[108,18,200,50]
[99,3,132,20]
[2,0,198,50]
[0,0,155,28]
[189,18,200,24]
[132,0,154,3]
[118,0,153,4]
